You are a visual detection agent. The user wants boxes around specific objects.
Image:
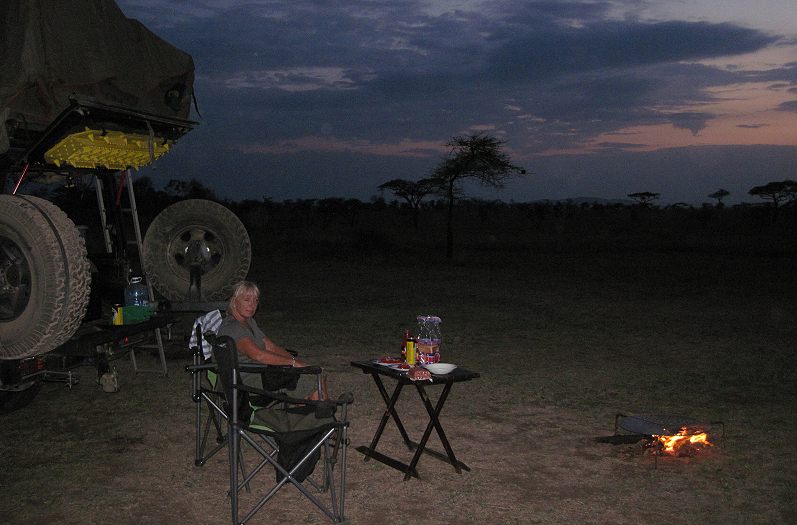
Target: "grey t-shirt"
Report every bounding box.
[216,316,316,397]
[217,315,266,367]
[217,316,268,388]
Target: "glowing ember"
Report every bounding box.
[653,426,713,456]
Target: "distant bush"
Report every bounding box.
[237,197,797,259]
[48,179,797,261]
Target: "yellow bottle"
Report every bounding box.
[112,305,124,325]
[406,337,416,365]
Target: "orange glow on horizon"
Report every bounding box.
[567,81,797,155]
[231,82,797,160]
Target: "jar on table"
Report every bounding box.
[416,315,442,364]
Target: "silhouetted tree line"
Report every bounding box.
[41,169,797,261]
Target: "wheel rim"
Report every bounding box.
[167,225,226,277]
[0,235,32,322]
[143,199,251,301]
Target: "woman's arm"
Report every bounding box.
[263,336,290,358]
[263,336,308,367]
[237,336,306,367]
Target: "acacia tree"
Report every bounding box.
[749,180,797,222]
[164,178,217,200]
[748,180,797,208]
[708,188,730,207]
[627,191,660,207]
[429,134,525,258]
[378,177,436,230]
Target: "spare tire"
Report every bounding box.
[142,199,251,301]
[0,195,91,359]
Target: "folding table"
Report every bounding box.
[350,360,480,480]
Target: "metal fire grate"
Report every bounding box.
[596,413,725,466]
[615,414,724,440]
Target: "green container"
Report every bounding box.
[122,305,154,324]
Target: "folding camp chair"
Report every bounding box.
[209,334,354,524]
[187,310,307,467]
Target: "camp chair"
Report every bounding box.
[209,334,353,524]
[187,310,308,467]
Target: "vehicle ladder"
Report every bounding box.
[94,169,168,375]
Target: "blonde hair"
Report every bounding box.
[228,281,260,314]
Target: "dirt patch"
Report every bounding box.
[1,252,796,524]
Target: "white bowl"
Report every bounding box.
[424,363,456,375]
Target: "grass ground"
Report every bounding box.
[1,250,795,524]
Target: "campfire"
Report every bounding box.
[651,426,714,457]
[596,414,723,464]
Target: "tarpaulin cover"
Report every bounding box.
[0,0,194,155]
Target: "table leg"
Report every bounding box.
[403,380,469,480]
[356,373,420,478]
[362,373,412,457]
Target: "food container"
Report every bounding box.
[122,305,154,324]
[424,363,456,375]
[416,343,440,364]
[416,315,442,363]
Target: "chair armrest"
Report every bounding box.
[293,365,323,375]
[238,363,322,375]
[185,363,217,372]
[238,383,354,408]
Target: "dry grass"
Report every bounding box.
[1,251,795,524]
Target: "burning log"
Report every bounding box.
[651,426,713,457]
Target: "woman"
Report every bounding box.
[217,280,326,400]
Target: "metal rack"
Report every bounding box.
[94,170,168,375]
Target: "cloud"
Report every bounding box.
[776,100,797,112]
[594,141,650,150]
[221,67,367,91]
[484,21,776,83]
[114,0,797,201]
[231,136,446,158]
[669,112,713,135]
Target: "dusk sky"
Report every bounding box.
[115,0,797,204]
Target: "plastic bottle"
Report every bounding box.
[401,329,410,359]
[124,276,148,306]
[405,335,416,365]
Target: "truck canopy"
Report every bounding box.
[0,0,195,170]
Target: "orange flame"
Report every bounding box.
[655,426,713,456]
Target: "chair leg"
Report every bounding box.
[196,396,228,466]
[195,394,202,464]
[339,424,348,521]
[238,446,251,493]
[328,425,348,522]
[326,441,338,519]
[226,424,351,523]
[229,426,240,524]
[213,414,226,445]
